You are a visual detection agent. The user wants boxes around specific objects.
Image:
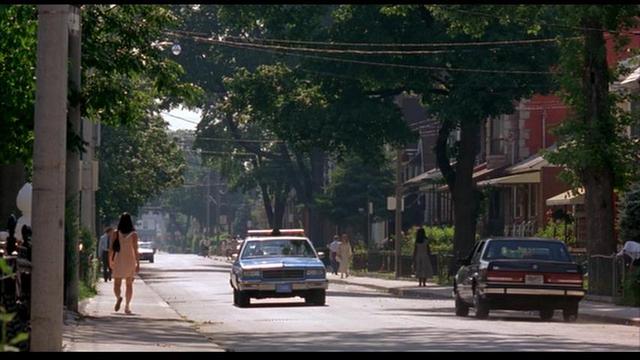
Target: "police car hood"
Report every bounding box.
[240,257,324,270]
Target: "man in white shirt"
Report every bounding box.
[328,235,341,275]
[98,227,113,282]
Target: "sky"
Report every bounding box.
[161,106,202,131]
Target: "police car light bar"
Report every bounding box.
[247,229,306,237]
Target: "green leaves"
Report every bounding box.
[0,5,37,165]
[97,115,186,224]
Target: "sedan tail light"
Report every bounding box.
[486,270,524,283]
[545,273,583,285]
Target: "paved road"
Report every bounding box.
[138,254,640,351]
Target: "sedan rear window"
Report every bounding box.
[241,239,316,259]
[483,240,571,262]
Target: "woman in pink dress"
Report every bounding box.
[108,213,140,314]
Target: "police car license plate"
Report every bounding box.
[276,283,292,293]
[525,274,543,285]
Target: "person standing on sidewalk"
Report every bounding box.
[98,227,113,282]
[328,235,341,275]
[109,213,140,315]
[413,227,433,287]
[337,233,353,279]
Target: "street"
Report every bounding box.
[137,254,640,352]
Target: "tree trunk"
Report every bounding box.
[273,186,287,231]
[453,120,482,262]
[435,118,482,269]
[581,19,616,255]
[259,182,274,228]
[307,148,325,246]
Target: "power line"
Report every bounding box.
[173,29,569,48]
[168,31,554,75]
[181,137,285,143]
[168,30,558,56]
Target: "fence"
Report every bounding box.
[586,254,627,299]
[504,219,537,237]
[350,251,455,280]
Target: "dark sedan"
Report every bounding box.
[453,237,585,322]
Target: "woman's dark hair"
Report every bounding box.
[117,212,135,234]
[415,228,427,244]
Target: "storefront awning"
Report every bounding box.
[546,188,585,206]
[621,65,640,86]
[477,171,540,186]
[405,167,442,186]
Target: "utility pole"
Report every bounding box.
[31,4,69,352]
[395,148,403,279]
[64,4,81,313]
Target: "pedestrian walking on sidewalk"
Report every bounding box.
[109,213,140,315]
[337,233,353,279]
[413,227,433,287]
[329,235,341,275]
[98,227,113,282]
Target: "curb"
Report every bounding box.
[329,278,640,326]
[576,313,640,327]
[329,278,451,300]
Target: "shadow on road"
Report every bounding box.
[206,326,639,352]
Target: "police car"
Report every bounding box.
[229,229,328,307]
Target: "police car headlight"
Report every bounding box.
[306,268,325,277]
[242,270,261,278]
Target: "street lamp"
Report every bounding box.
[171,43,182,56]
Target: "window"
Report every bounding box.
[483,240,571,262]
[472,241,486,263]
[490,116,505,155]
[241,239,316,259]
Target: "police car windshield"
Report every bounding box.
[241,239,316,259]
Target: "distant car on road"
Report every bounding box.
[230,229,328,307]
[138,241,155,263]
[453,237,585,322]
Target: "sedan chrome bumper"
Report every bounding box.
[481,287,585,296]
[237,279,328,291]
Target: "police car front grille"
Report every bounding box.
[262,269,305,280]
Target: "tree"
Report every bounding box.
[541,5,640,255]
[0,5,37,166]
[378,5,561,263]
[174,5,416,244]
[316,153,394,236]
[97,115,186,225]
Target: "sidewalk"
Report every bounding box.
[62,277,224,352]
[328,273,640,327]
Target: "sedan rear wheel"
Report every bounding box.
[455,291,469,317]
[474,293,489,319]
[563,303,578,322]
[539,309,554,321]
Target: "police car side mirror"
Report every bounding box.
[317,252,325,259]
